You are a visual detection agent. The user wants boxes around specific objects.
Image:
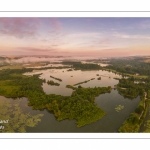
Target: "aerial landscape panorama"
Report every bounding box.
[1,17,150,133]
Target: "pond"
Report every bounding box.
[24,69,121,96]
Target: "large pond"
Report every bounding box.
[24,68,121,96]
[0,67,141,132]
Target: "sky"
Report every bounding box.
[0,17,150,57]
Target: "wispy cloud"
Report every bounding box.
[0,18,40,38]
[17,46,56,53]
[113,32,150,40]
[67,32,101,39]
[44,18,63,36]
[49,18,62,31]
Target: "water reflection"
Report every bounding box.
[24,69,121,96]
[0,89,140,132]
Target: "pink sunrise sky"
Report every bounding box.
[0,17,150,57]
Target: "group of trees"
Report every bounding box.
[117,77,148,99]
[117,76,150,132]
[66,85,77,90]
[50,75,62,82]
[73,79,91,86]
[0,69,44,98]
[62,61,102,70]
[103,57,150,132]
[32,65,70,70]
[27,86,112,127]
[97,77,101,80]
[147,90,150,99]
[47,80,60,86]
[91,78,95,80]
[105,58,150,76]
[118,99,149,132]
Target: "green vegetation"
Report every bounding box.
[97,77,101,80]
[91,78,95,80]
[2,57,150,131]
[115,75,150,132]
[105,68,147,79]
[143,120,150,132]
[105,57,150,77]
[147,90,150,99]
[0,69,44,98]
[113,77,120,80]
[50,75,62,82]
[116,77,146,99]
[85,59,109,64]
[117,76,150,132]
[29,86,112,127]
[74,79,91,86]
[67,69,73,71]
[115,105,124,112]
[0,65,24,69]
[66,85,77,90]
[47,80,60,86]
[118,100,149,132]
[0,68,112,127]
[62,61,101,70]
[0,100,43,133]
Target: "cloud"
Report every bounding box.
[41,39,48,42]
[67,32,101,39]
[49,30,61,35]
[50,18,62,30]
[98,38,110,44]
[16,46,56,53]
[0,18,40,38]
[47,18,62,34]
[91,38,111,47]
[113,32,150,40]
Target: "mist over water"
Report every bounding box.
[0,56,107,64]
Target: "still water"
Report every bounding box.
[25,68,121,96]
[0,68,141,132]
